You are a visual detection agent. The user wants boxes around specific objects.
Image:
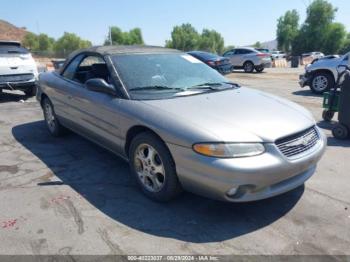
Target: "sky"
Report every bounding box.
[1,0,350,47]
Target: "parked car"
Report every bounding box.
[223,47,272,73]
[271,50,286,60]
[37,45,326,202]
[187,51,232,74]
[255,48,270,54]
[299,52,349,94]
[302,52,325,62]
[0,41,38,96]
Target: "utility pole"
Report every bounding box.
[109,27,113,46]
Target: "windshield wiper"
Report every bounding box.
[129,85,185,92]
[189,82,240,90]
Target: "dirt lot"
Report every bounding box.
[0,68,349,256]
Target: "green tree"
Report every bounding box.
[198,29,225,54]
[54,32,92,57]
[292,0,344,54]
[252,41,262,48]
[276,9,299,52]
[105,26,144,45]
[165,23,200,51]
[340,33,350,54]
[22,32,39,50]
[323,23,347,54]
[37,34,55,51]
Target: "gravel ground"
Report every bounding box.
[0,68,349,257]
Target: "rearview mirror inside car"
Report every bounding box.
[85,78,117,96]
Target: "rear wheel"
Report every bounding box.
[322,110,335,122]
[310,72,334,94]
[42,98,66,137]
[243,61,254,73]
[255,65,264,73]
[129,132,182,202]
[332,124,349,140]
[24,85,37,97]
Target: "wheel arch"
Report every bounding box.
[311,69,335,82]
[124,125,167,159]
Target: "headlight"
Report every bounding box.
[193,143,265,158]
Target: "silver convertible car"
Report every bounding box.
[37,46,326,202]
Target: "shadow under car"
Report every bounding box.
[12,120,304,243]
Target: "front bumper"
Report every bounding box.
[0,79,37,91]
[168,127,326,202]
[299,73,310,87]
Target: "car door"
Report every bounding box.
[229,49,242,66]
[58,54,124,153]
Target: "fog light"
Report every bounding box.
[227,186,239,197]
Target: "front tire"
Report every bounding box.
[129,132,182,202]
[310,72,334,94]
[243,61,254,73]
[42,98,66,137]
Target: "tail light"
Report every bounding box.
[215,60,222,66]
[256,53,268,57]
[207,61,216,66]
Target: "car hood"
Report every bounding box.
[141,87,315,143]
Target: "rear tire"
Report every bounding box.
[310,72,334,94]
[24,85,37,97]
[322,110,335,122]
[332,124,349,140]
[42,98,66,137]
[243,61,254,73]
[255,66,264,73]
[129,132,182,202]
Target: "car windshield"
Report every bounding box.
[0,45,29,55]
[111,53,234,100]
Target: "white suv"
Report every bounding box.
[223,47,272,73]
[0,41,38,96]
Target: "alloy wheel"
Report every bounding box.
[134,143,166,193]
[44,102,56,132]
[312,75,328,92]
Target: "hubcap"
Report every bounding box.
[134,144,165,193]
[44,102,56,132]
[313,75,328,91]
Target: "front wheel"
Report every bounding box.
[42,98,66,137]
[129,132,182,202]
[310,72,334,94]
[243,61,254,73]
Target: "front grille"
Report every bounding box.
[0,73,34,83]
[276,126,320,158]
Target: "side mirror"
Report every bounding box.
[85,78,117,96]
